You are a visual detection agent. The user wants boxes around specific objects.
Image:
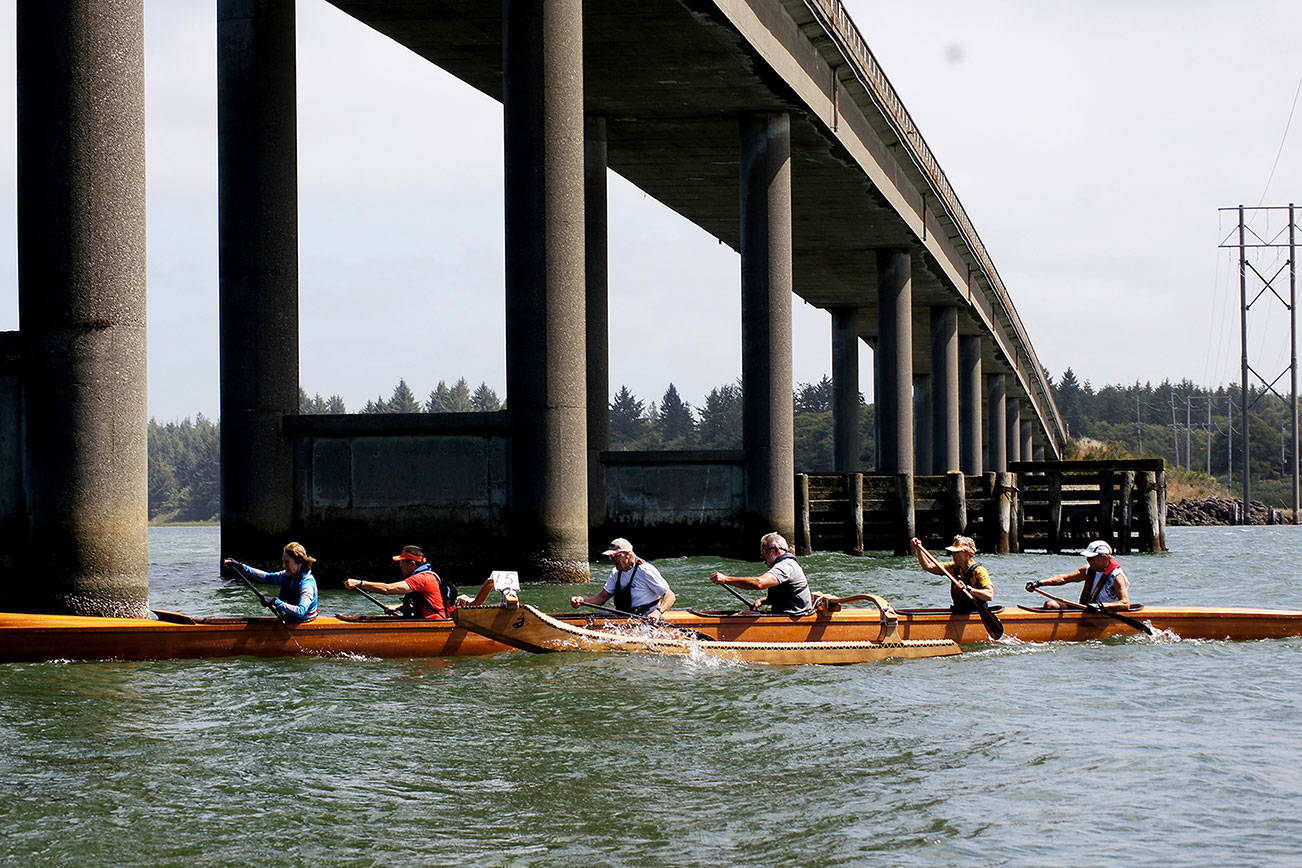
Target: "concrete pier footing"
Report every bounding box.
[14,0,149,615]
[504,0,589,582]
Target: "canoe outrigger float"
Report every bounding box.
[452,598,960,664]
[2,599,1301,662]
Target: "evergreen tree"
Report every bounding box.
[447,378,474,411]
[698,382,742,448]
[362,395,388,413]
[472,382,502,412]
[324,395,347,414]
[388,379,421,413]
[794,375,833,414]
[610,386,647,447]
[425,381,452,412]
[658,383,696,445]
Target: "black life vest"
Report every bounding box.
[762,554,813,615]
[612,560,645,614]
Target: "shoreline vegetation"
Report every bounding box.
[149,373,1301,525]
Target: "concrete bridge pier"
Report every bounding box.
[218,0,299,561]
[13,0,149,615]
[504,0,589,582]
[739,112,795,542]
[585,116,609,534]
[913,374,933,475]
[831,308,862,472]
[1020,417,1034,464]
[986,373,1007,471]
[876,251,913,474]
[959,336,983,474]
[1006,397,1022,463]
[930,307,960,473]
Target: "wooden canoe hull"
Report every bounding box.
[2,603,1299,662]
[659,605,1302,644]
[452,604,960,664]
[0,612,508,662]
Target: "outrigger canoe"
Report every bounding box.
[2,601,1301,663]
[452,601,960,664]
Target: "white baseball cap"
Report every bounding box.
[601,538,634,556]
[1080,540,1113,558]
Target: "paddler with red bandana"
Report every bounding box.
[1027,540,1132,611]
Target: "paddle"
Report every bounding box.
[915,544,1004,640]
[718,582,762,612]
[223,561,309,652]
[352,585,401,616]
[578,601,715,642]
[1029,585,1153,636]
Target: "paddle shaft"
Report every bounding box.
[224,564,314,654]
[1031,585,1153,636]
[719,582,760,610]
[579,601,715,642]
[353,585,400,615]
[917,546,1004,640]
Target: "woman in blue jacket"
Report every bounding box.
[222,542,319,622]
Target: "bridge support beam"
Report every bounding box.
[1006,397,1022,464]
[960,335,983,475]
[986,373,1007,471]
[739,112,795,540]
[913,374,933,475]
[831,308,862,472]
[930,307,960,473]
[1021,417,1034,465]
[876,251,913,474]
[585,116,609,533]
[218,0,299,562]
[15,0,148,615]
[504,0,589,582]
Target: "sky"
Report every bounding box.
[0,0,1300,422]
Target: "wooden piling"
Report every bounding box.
[1046,470,1063,554]
[1155,467,1168,550]
[895,472,916,555]
[995,471,1013,553]
[982,471,1000,553]
[850,472,864,555]
[1138,470,1159,551]
[1117,470,1135,554]
[945,471,966,538]
[795,473,812,556]
[1098,469,1115,550]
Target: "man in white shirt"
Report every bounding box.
[570,538,676,622]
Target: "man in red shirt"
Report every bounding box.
[344,545,451,619]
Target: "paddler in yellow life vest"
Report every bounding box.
[910,535,993,612]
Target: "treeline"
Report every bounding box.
[146,370,1302,521]
[148,416,220,523]
[1050,368,1298,506]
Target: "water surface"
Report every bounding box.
[2,526,1300,865]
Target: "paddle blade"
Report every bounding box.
[975,602,1004,640]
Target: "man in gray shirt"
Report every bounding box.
[709,532,814,615]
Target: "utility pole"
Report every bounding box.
[1185,394,1192,470]
[1170,391,1180,467]
[1206,396,1212,475]
[1220,203,1300,518]
[1135,391,1143,454]
[1227,392,1233,489]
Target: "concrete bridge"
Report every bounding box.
[1,0,1064,611]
